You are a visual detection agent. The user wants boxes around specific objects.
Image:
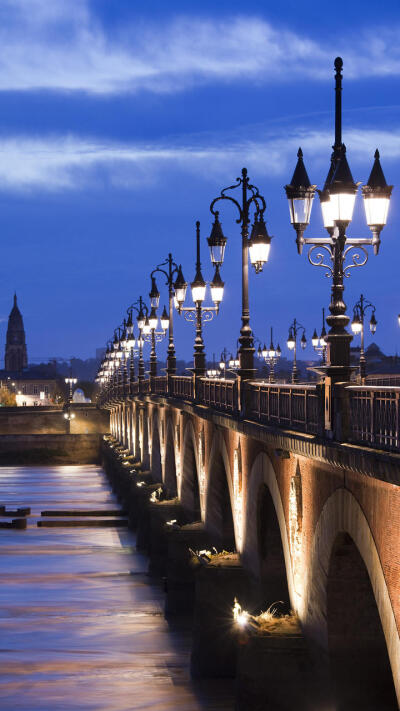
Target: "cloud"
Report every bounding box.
[0,2,398,94]
[0,126,397,192]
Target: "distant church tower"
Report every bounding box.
[5,294,28,372]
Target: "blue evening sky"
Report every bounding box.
[1,0,400,363]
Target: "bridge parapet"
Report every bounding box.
[347,385,400,451]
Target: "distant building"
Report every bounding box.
[4,294,28,372]
[0,295,58,406]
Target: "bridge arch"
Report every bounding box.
[205,431,235,550]
[303,487,400,709]
[150,410,162,482]
[163,415,177,498]
[242,451,294,612]
[180,419,201,520]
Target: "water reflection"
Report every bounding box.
[0,465,233,710]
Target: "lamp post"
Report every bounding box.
[208,169,272,381]
[312,307,328,364]
[65,374,77,405]
[285,57,392,386]
[257,328,281,383]
[351,294,377,381]
[175,221,223,378]
[286,319,307,383]
[150,255,180,379]
[147,276,169,379]
[127,297,148,386]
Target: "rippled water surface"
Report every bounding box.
[0,465,233,710]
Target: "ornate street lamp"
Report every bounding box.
[127,297,148,385]
[285,57,392,385]
[146,276,168,378]
[208,169,273,381]
[150,254,180,379]
[286,319,306,383]
[257,327,281,383]
[65,374,77,405]
[351,294,377,381]
[176,221,223,377]
[312,307,328,364]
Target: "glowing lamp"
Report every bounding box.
[149,276,160,309]
[149,307,158,331]
[287,330,295,350]
[173,265,187,308]
[210,265,224,307]
[248,215,271,273]
[351,313,362,334]
[207,211,227,267]
[160,306,169,331]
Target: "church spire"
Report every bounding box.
[5,293,28,373]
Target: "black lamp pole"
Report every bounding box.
[351,294,377,381]
[209,170,272,381]
[151,254,179,378]
[127,297,147,385]
[285,57,392,387]
[177,221,221,379]
[287,319,306,384]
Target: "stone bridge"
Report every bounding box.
[103,376,400,710]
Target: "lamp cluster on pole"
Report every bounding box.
[351,294,377,382]
[209,169,272,381]
[174,221,224,378]
[285,57,392,385]
[312,308,328,364]
[257,328,281,383]
[286,319,306,384]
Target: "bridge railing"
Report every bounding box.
[151,375,168,394]
[247,381,323,434]
[170,375,194,400]
[346,385,400,451]
[199,377,238,413]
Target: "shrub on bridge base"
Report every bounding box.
[165,522,213,617]
[190,553,254,679]
[235,613,317,711]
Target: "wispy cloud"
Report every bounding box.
[0,126,397,191]
[0,1,399,94]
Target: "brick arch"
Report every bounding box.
[150,410,162,482]
[302,488,400,707]
[242,451,295,609]
[163,415,177,497]
[180,419,201,520]
[204,431,236,550]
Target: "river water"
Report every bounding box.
[0,465,234,710]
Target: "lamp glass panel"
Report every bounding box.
[249,241,270,267]
[161,316,169,330]
[191,283,206,303]
[351,321,362,334]
[210,284,224,304]
[329,192,356,223]
[149,315,158,330]
[289,196,313,225]
[363,196,390,227]
[321,198,334,229]
[210,244,225,266]
[287,339,295,350]
[175,285,187,304]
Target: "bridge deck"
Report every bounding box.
[0,465,233,710]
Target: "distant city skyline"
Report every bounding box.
[0,1,399,360]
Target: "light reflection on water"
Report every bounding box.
[0,465,233,710]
